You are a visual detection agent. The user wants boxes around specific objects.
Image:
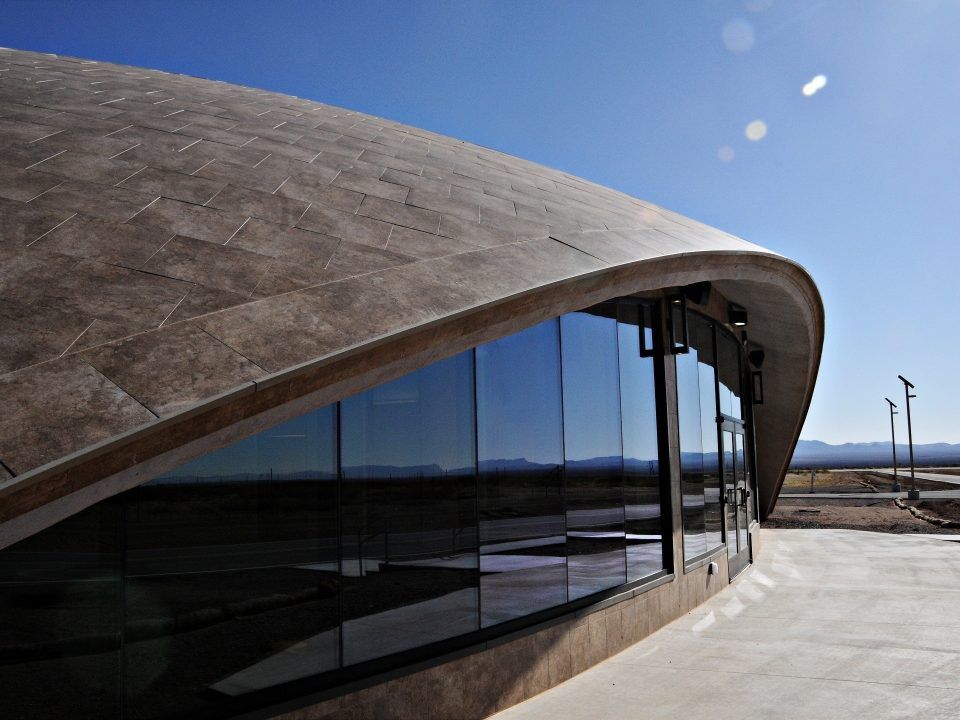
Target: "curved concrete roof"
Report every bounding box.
[0,48,823,547]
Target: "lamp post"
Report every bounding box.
[897,375,919,500]
[885,398,900,492]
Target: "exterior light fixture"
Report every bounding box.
[748,349,765,368]
[885,397,900,492]
[897,375,919,500]
[728,303,748,327]
[751,371,764,404]
[638,303,657,358]
[667,294,689,354]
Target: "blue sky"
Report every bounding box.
[3,1,957,444]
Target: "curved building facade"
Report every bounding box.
[0,49,823,719]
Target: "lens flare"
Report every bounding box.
[718,146,735,162]
[802,74,828,97]
[745,120,767,141]
[722,19,755,54]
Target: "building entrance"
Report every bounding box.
[722,421,751,579]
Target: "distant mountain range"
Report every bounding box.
[791,440,960,468]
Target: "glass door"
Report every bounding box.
[722,420,751,579]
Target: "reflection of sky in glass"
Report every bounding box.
[341,351,475,477]
[677,347,704,473]
[155,406,337,481]
[477,319,563,468]
[618,320,659,468]
[560,310,622,466]
[717,331,742,420]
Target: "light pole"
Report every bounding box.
[885,398,900,492]
[898,375,919,500]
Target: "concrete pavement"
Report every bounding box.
[492,529,960,720]
[780,490,960,499]
[849,469,960,486]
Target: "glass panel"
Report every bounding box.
[618,304,665,582]
[340,352,478,665]
[676,339,706,562]
[124,407,339,718]
[476,320,567,626]
[695,319,722,552]
[736,433,751,546]
[561,307,626,600]
[717,331,743,421]
[723,430,737,559]
[0,501,122,720]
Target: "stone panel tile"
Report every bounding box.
[28,148,143,185]
[118,166,225,205]
[195,292,349,372]
[229,217,340,268]
[0,298,91,374]
[385,225,479,260]
[108,124,199,153]
[246,136,318,163]
[251,259,348,297]
[311,152,384,179]
[165,284,252,324]
[206,184,309,226]
[293,135,362,159]
[332,170,409,202]
[174,123,257,147]
[405,188,480,223]
[194,158,290,195]
[299,268,444,343]
[356,260,489,319]
[28,179,158,223]
[130,197,248,244]
[31,214,173,267]
[0,197,75,249]
[19,258,190,330]
[451,184,517,216]
[418,166,485,192]
[380,167,451,196]
[277,178,363,213]
[438,213,517,248]
[480,206,550,239]
[358,195,440,234]
[0,164,62,202]
[81,321,263,416]
[324,239,416,277]
[357,148,421,175]
[141,235,272,295]
[0,117,59,144]
[68,317,138,354]
[298,203,392,248]
[551,229,667,265]
[0,356,156,474]
[27,129,138,159]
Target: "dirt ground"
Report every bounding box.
[769,471,960,535]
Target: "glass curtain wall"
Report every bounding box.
[0,499,122,720]
[677,313,723,563]
[340,351,479,665]
[618,304,665,582]
[0,299,670,720]
[476,320,567,626]
[560,307,627,600]
[124,408,339,718]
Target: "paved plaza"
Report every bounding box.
[494,529,960,720]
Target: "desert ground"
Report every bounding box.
[768,469,960,534]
